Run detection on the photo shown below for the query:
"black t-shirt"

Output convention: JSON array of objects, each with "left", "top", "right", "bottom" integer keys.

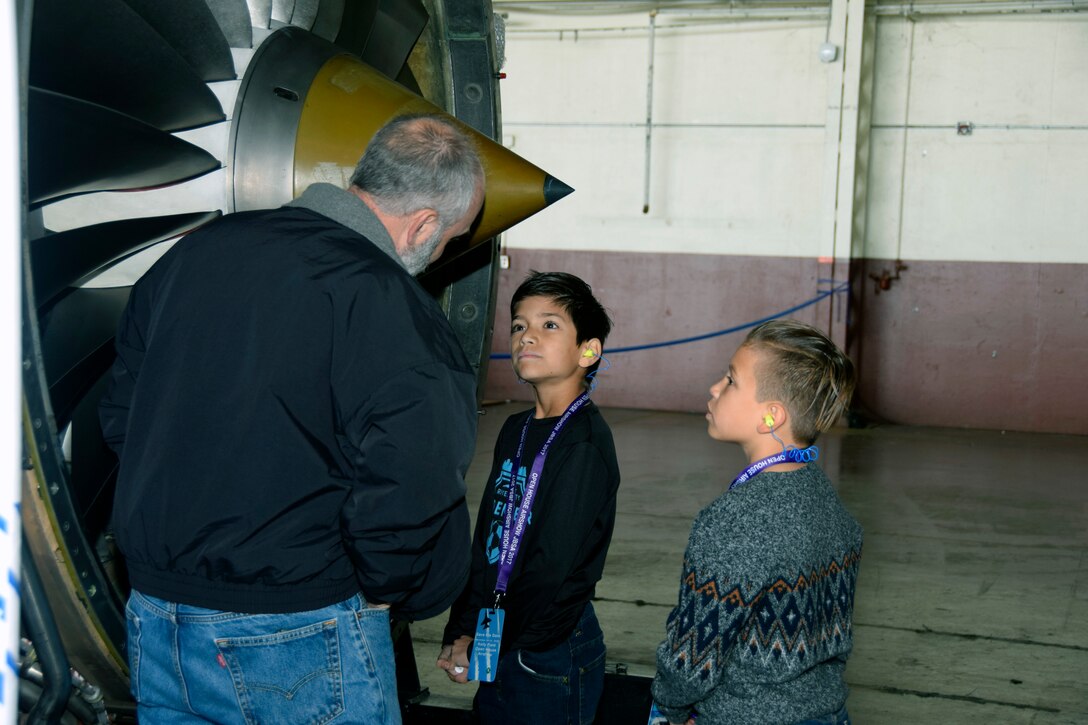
[{"left": 444, "top": 401, "right": 621, "bottom": 652}]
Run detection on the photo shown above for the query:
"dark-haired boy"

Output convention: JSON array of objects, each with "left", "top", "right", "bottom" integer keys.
[{"left": 437, "top": 272, "right": 621, "bottom": 725}]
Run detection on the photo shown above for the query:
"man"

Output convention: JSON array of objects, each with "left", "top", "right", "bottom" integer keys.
[{"left": 99, "top": 114, "right": 485, "bottom": 725}]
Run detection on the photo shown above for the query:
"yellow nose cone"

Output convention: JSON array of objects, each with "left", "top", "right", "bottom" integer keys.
[{"left": 293, "top": 54, "right": 571, "bottom": 247}]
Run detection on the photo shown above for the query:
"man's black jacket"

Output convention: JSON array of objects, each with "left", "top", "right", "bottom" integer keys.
[{"left": 99, "top": 189, "right": 475, "bottom": 619}]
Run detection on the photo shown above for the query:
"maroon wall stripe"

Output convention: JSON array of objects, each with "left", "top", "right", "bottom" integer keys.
[
  {"left": 484, "top": 250, "right": 1087, "bottom": 435},
  {"left": 851, "top": 258, "right": 1087, "bottom": 435}
]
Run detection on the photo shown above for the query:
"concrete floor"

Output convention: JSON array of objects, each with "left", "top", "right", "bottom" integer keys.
[{"left": 408, "top": 402, "right": 1088, "bottom": 723}]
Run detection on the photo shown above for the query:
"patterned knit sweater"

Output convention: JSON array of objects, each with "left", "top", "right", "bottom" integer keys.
[{"left": 651, "top": 464, "right": 863, "bottom": 725}]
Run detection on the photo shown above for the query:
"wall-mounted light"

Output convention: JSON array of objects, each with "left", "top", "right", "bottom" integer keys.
[{"left": 818, "top": 42, "right": 839, "bottom": 63}]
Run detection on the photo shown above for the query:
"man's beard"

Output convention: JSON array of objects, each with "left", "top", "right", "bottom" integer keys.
[{"left": 399, "top": 227, "right": 444, "bottom": 276}]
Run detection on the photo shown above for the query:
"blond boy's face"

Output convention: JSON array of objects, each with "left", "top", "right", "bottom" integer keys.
[{"left": 706, "top": 344, "right": 766, "bottom": 443}]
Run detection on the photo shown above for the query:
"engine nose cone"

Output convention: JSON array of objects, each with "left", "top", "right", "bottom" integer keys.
[{"left": 232, "top": 28, "right": 574, "bottom": 247}]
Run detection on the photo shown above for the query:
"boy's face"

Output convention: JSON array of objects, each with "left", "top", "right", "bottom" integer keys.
[
  {"left": 511, "top": 295, "right": 587, "bottom": 388},
  {"left": 706, "top": 344, "right": 766, "bottom": 443}
]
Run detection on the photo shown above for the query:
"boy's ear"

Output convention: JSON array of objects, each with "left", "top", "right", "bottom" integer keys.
[
  {"left": 760, "top": 404, "right": 787, "bottom": 432},
  {"left": 578, "top": 338, "right": 603, "bottom": 368}
]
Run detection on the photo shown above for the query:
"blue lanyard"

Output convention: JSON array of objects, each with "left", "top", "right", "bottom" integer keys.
[
  {"left": 729, "top": 446, "right": 819, "bottom": 490},
  {"left": 495, "top": 392, "right": 590, "bottom": 597}
]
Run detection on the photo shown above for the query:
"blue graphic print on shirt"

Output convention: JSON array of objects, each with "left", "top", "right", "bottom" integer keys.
[{"left": 485, "top": 457, "right": 533, "bottom": 565}]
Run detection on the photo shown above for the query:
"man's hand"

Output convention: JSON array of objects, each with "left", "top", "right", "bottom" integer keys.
[{"left": 436, "top": 635, "right": 473, "bottom": 684}]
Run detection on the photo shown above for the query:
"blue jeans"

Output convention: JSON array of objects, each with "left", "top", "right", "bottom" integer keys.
[
  {"left": 797, "top": 704, "right": 851, "bottom": 725},
  {"left": 474, "top": 602, "right": 606, "bottom": 725},
  {"left": 125, "top": 590, "right": 401, "bottom": 725}
]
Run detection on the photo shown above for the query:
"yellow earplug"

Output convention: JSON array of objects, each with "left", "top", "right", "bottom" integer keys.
[
  {"left": 582, "top": 349, "right": 596, "bottom": 358},
  {"left": 763, "top": 414, "right": 775, "bottom": 427}
]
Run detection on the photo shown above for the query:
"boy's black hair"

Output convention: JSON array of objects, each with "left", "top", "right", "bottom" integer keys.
[{"left": 511, "top": 271, "right": 613, "bottom": 378}]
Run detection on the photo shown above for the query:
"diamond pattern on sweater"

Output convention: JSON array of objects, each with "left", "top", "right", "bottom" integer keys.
[{"left": 667, "top": 549, "right": 861, "bottom": 674}]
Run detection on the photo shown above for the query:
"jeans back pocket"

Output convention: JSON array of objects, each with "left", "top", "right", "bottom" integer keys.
[{"left": 216, "top": 618, "right": 345, "bottom": 725}]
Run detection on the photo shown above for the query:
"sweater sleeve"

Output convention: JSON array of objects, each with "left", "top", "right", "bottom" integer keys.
[{"left": 651, "top": 515, "right": 764, "bottom": 722}]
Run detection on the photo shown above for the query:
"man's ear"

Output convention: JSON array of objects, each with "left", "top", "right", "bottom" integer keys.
[
  {"left": 578, "top": 339, "right": 603, "bottom": 368},
  {"left": 405, "top": 208, "right": 440, "bottom": 249}
]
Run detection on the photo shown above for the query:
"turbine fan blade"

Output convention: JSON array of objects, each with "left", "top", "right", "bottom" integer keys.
[
  {"left": 271, "top": 0, "right": 295, "bottom": 26},
  {"left": 39, "top": 288, "right": 131, "bottom": 429},
  {"left": 332, "top": 0, "right": 379, "bottom": 57},
  {"left": 28, "top": 88, "right": 221, "bottom": 206},
  {"left": 290, "top": 0, "right": 321, "bottom": 30},
  {"left": 30, "top": 0, "right": 225, "bottom": 131},
  {"left": 30, "top": 211, "right": 222, "bottom": 308},
  {"left": 311, "top": 0, "right": 345, "bottom": 41},
  {"left": 246, "top": 0, "right": 274, "bottom": 29},
  {"left": 118, "top": 0, "right": 237, "bottom": 82},
  {"left": 359, "top": 0, "right": 428, "bottom": 79},
  {"left": 204, "top": 0, "right": 254, "bottom": 48},
  {"left": 68, "top": 374, "right": 119, "bottom": 547}
]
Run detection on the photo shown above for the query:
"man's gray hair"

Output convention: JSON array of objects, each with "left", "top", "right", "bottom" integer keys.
[{"left": 351, "top": 113, "right": 485, "bottom": 230}]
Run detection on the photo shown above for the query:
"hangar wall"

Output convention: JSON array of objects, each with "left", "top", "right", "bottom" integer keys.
[{"left": 484, "top": 8, "right": 1088, "bottom": 435}]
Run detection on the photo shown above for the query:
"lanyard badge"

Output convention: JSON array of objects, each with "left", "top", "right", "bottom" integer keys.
[
  {"left": 469, "top": 393, "right": 590, "bottom": 682},
  {"left": 470, "top": 607, "right": 505, "bottom": 682}
]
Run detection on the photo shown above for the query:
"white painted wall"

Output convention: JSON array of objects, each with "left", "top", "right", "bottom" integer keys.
[
  {"left": 866, "top": 16, "right": 1088, "bottom": 263},
  {"left": 497, "top": 9, "right": 1088, "bottom": 264}
]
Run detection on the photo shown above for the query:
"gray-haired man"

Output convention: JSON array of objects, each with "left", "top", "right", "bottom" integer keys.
[{"left": 100, "top": 114, "right": 484, "bottom": 725}]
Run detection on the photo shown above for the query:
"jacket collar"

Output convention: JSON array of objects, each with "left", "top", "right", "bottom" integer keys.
[{"left": 286, "top": 183, "right": 407, "bottom": 272}]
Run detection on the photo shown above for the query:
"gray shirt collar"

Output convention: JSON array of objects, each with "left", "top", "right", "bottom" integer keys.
[{"left": 286, "top": 183, "right": 406, "bottom": 271}]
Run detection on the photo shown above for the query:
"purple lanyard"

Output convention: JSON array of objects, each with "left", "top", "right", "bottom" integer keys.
[
  {"left": 730, "top": 446, "right": 819, "bottom": 490},
  {"left": 729, "top": 452, "right": 790, "bottom": 490},
  {"left": 495, "top": 392, "right": 590, "bottom": 597}
]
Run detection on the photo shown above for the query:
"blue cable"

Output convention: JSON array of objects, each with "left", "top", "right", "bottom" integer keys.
[{"left": 490, "top": 282, "right": 849, "bottom": 360}]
